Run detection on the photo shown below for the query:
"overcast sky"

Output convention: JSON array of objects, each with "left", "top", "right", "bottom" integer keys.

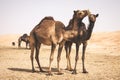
[{"left": 0, "top": 0, "right": 120, "bottom": 34}]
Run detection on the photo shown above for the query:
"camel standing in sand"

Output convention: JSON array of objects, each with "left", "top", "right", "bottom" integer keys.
[
  {"left": 29, "top": 10, "right": 90, "bottom": 75},
  {"left": 65, "top": 13, "right": 99, "bottom": 74},
  {"left": 18, "top": 34, "right": 30, "bottom": 49}
]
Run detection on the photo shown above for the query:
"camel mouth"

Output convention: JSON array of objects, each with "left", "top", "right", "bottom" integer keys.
[{"left": 76, "top": 10, "right": 91, "bottom": 19}]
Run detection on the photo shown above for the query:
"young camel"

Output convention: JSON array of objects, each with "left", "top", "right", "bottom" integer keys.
[
  {"left": 65, "top": 13, "right": 99, "bottom": 74},
  {"left": 29, "top": 10, "right": 90, "bottom": 75}
]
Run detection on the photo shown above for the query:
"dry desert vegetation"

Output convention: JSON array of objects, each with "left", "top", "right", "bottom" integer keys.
[{"left": 0, "top": 31, "right": 120, "bottom": 80}]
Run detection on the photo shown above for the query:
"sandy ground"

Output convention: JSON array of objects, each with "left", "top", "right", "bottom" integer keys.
[{"left": 0, "top": 31, "right": 120, "bottom": 80}]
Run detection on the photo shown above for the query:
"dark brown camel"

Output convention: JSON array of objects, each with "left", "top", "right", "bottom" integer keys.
[
  {"left": 12, "top": 42, "right": 15, "bottom": 46},
  {"left": 18, "top": 34, "right": 30, "bottom": 49},
  {"left": 29, "top": 10, "right": 90, "bottom": 75},
  {"left": 65, "top": 13, "right": 99, "bottom": 74}
]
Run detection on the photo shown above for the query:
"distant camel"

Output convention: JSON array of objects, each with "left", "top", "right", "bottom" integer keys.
[
  {"left": 12, "top": 42, "right": 15, "bottom": 46},
  {"left": 65, "top": 13, "right": 99, "bottom": 74},
  {"left": 29, "top": 10, "right": 90, "bottom": 75},
  {"left": 18, "top": 34, "right": 30, "bottom": 49}
]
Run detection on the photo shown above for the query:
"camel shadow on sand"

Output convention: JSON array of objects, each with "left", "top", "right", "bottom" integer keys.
[
  {"left": 8, "top": 68, "right": 33, "bottom": 73},
  {"left": 8, "top": 67, "right": 59, "bottom": 74},
  {"left": 1, "top": 47, "right": 30, "bottom": 50}
]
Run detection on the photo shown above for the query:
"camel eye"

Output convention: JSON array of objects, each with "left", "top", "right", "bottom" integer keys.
[
  {"left": 78, "top": 12, "right": 82, "bottom": 15},
  {"left": 79, "top": 12, "right": 84, "bottom": 15},
  {"left": 79, "top": 13, "right": 82, "bottom": 15}
]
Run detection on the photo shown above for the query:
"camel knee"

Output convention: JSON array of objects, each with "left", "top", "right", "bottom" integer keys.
[
  {"left": 66, "top": 54, "right": 70, "bottom": 60},
  {"left": 82, "top": 56, "right": 85, "bottom": 61},
  {"left": 50, "top": 56, "right": 54, "bottom": 62},
  {"left": 75, "top": 56, "right": 79, "bottom": 62},
  {"left": 35, "top": 55, "right": 38, "bottom": 60},
  {"left": 65, "top": 45, "right": 68, "bottom": 51},
  {"left": 57, "top": 56, "right": 61, "bottom": 62},
  {"left": 30, "top": 54, "right": 34, "bottom": 61}
]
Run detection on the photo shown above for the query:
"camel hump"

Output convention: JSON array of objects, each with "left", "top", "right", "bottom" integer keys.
[
  {"left": 41, "top": 16, "right": 54, "bottom": 22},
  {"left": 37, "top": 16, "right": 55, "bottom": 26},
  {"left": 43, "top": 16, "right": 54, "bottom": 21}
]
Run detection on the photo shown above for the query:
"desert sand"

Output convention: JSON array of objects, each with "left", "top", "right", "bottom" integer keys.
[{"left": 0, "top": 31, "right": 120, "bottom": 80}]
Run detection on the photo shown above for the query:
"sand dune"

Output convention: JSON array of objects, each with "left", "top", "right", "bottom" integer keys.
[{"left": 0, "top": 31, "right": 120, "bottom": 80}]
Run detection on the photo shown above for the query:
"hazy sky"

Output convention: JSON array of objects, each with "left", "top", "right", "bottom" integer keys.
[{"left": 0, "top": 0, "right": 120, "bottom": 34}]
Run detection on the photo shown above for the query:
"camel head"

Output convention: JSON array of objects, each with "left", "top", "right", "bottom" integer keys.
[
  {"left": 88, "top": 14, "right": 99, "bottom": 22},
  {"left": 73, "top": 10, "right": 90, "bottom": 20},
  {"left": 22, "top": 33, "right": 28, "bottom": 38}
]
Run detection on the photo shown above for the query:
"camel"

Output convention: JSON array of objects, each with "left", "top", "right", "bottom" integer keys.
[
  {"left": 29, "top": 10, "right": 90, "bottom": 75},
  {"left": 18, "top": 33, "right": 30, "bottom": 49},
  {"left": 12, "top": 42, "right": 15, "bottom": 46},
  {"left": 65, "top": 13, "right": 99, "bottom": 74}
]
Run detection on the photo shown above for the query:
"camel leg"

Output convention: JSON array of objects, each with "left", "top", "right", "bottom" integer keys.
[
  {"left": 26, "top": 42, "right": 30, "bottom": 49},
  {"left": 68, "top": 43, "right": 73, "bottom": 71},
  {"left": 57, "top": 41, "right": 65, "bottom": 75},
  {"left": 28, "top": 43, "right": 30, "bottom": 49},
  {"left": 65, "top": 42, "right": 73, "bottom": 71},
  {"left": 26, "top": 42, "right": 28, "bottom": 49},
  {"left": 35, "top": 43, "right": 44, "bottom": 72},
  {"left": 72, "top": 44, "right": 80, "bottom": 74},
  {"left": 48, "top": 44, "right": 56, "bottom": 75},
  {"left": 30, "top": 43, "right": 35, "bottom": 72},
  {"left": 18, "top": 38, "right": 21, "bottom": 48},
  {"left": 82, "top": 42, "right": 88, "bottom": 73},
  {"left": 65, "top": 42, "right": 70, "bottom": 70}
]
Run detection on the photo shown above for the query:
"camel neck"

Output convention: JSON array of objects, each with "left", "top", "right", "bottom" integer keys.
[
  {"left": 72, "top": 18, "right": 82, "bottom": 30},
  {"left": 86, "top": 21, "right": 95, "bottom": 40},
  {"left": 65, "top": 18, "right": 82, "bottom": 30}
]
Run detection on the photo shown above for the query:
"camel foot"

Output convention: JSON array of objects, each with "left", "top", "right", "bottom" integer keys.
[
  {"left": 72, "top": 70, "right": 77, "bottom": 74},
  {"left": 46, "top": 71, "right": 53, "bottom": 76},
  {"left": 65, "top": 68, "right": 73, "bottom": 71},
  {"left": 32, "top": 70, "right": 35, "bottom": 73},
  {"left": 56, "top": 71, "right": 64, "bottom": 75},
  {"left": 32, "top": 68, "right": 35, "bottom": 73},
  {"left": 40, "top": 69, "right": 46, "bottom": 73},
  {"left": 82, "top": 70, "right": 88, "bottom": 73}
]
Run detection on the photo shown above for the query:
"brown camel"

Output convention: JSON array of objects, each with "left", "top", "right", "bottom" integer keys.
[
  {"left": 65, "top": 13, "right": 99, "bottom": 74},
  {"left": 18, "top": 34, "right": 30, "bottom": 49},
  {"left": 29, "top": 10, "right": 90, "bottom": 75},
  {"left": 12, "top": 42, "right": 15, "bottom": 46}
]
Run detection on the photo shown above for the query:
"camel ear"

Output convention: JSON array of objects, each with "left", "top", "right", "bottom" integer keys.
[
  {"left": 74, "top": 10, "right": 76, "bottom": 14},
  {"left": 96, "top": 14, "right": 99, "bottom": 17},
  {"left": 87, "top": 9, "right": 91, "bottom": 15}
]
